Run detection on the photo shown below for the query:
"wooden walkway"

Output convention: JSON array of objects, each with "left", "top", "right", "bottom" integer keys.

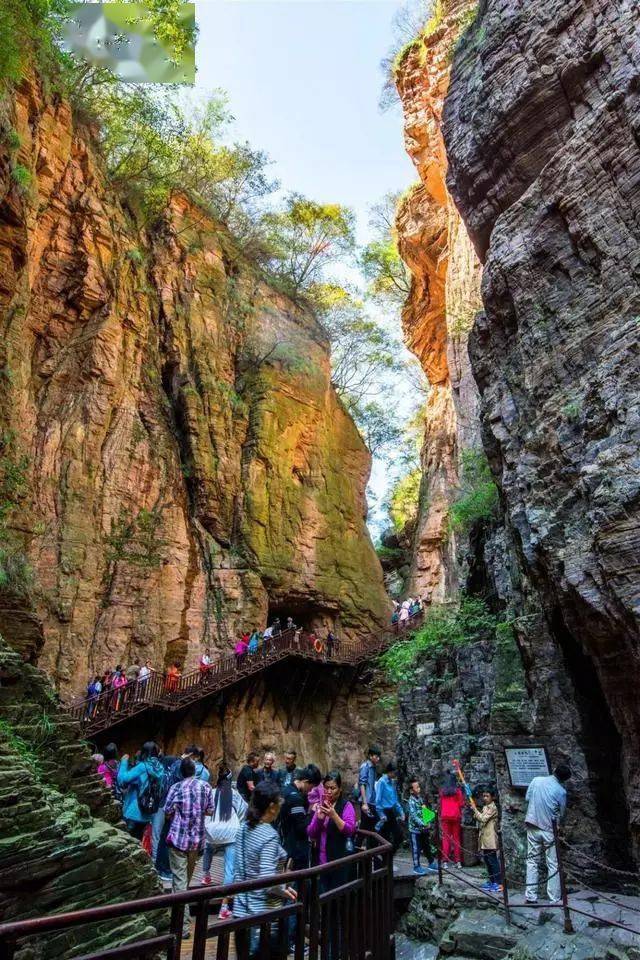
[{"left": 68, "top": 614, "right": 424, "bottom": 737}]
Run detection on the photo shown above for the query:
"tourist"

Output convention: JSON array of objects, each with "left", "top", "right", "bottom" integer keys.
[
  {"left": 307, "top": 770, "right": 356, "bottom": 876},
  {"left": 399, "top": 600, "right": 410, "bottom": 626},
  {"left": 271, "top": 618, "right": 282, "bottom": 637},
  {"left": 165, "top": 756, "right": 215, "bottom": 939},
  {"left": 138, "top": 660, "right": 151, "bottom": 693},
  {"left": 165, "top": 661, "right": 181, "bottom": 692},
  {"left": 199, "top": 649, "right": 211, "bottom": 674},
  {"left": 112, "top": 666, "right": 127, "bottom": 711},
  {"left": 469, "top": 787, "right": 501, "bottom": 892},
  {"left": 262, "top": 751, "right": 278, "bottom": 783},
  {"left": 524, "top": 763, "right": 571, "bottom": 903},
  {"left": 439, "top": 771, "right": 464, "bottom": 868},
  {"left": 126, "top": 661, "right": 140, "bottom": 683},
  {"left": 358, "top": 745, "right": 381, "bottom": 836},
  {"left": 116, "top": 741, "right": 165, "bottom": 840},
  {"left": 97, "top": 742, "right": 119, "bottom": 792},
  {"left": 248, "top": 629, "right": 260, "bottom": 656},
  {"left": 307, "top": 771, "right": 357, "bottom": 957},
  {"left": 374, "top": 762, "right": 405, "bottom": 854},
  {"left": 234, "top": 636, "right": 248, "bottom": 667},
  {"left": 168, "top": 745, "right": 210, "bottom": 784},
  {"left": 407, "top": 778, "right": 437, "bottom": 875},
  {"left": 280, "top": 764, "right": 321, "bottom": 869},
  {"left": 277, "top": 750, "right": 298, "bottom": 790},
  {"left": 391, "top": 608, "right": 399, "bottom": 627},
  {"left": 236, "top": 752, "right": 264, "bottom": 802},
  {"left": 202, "top": 765, "right": 248, "bottom": 920},
  {"left": 233, "top": 781, "right": 297, "bottom": 955},
  {"left": 326, "top": 630, "right": 338, "bottom": 659},
  {"left": 85, "top": 675, "right": 102, "bottom": 719},
  {"left": 153, "top": 751, "right": 177, "bottom": 882},
  {"left": 285, "top": 616, "right": 296, "bottom": 632},
  {"left": 196, "top": 748, "right": 211, "bottom": 782}
]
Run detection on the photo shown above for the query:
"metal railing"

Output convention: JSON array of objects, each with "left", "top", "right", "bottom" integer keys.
[
  {"left": 67, "top": 610, "right": 425, "bottom": 736},
  {"left": 0, "top": 830, "right": 394, "bottom": 960}
]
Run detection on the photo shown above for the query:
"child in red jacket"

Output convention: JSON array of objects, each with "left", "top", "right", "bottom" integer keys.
[{"left": 439, "top": 771, "right": 465, "bottom": 867}]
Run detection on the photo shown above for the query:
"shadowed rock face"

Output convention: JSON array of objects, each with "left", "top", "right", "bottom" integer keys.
[
  {"left": 0, "top": 75, "right": 389, "bottom": 700},
  {"left": 444, "top": 0, "right": 640, "bottom": 843},
  {"left": 394, "top": 0, "right": 483, "bottom": 603}
]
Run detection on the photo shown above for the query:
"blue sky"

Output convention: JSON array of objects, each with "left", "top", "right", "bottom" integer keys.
[{"left": 193, "top": 1, "right": 415, "bottom": 244}]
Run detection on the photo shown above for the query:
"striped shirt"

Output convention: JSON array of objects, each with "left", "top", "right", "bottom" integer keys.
[
  {"left": 165, "top": 776, "right": 214, "bottom": 852},
  {"left": 233, "top": 822, "right": 288, "bottom": 918}
]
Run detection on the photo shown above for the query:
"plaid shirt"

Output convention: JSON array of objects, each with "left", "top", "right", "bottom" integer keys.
[{"left": 164, "top": 776, "right": 214, "bottom": 852}]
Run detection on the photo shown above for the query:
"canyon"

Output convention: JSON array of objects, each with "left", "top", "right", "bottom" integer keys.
[
  {"left": 393, "top": 0, "right": 639, "bottom": 866},
  {"left": 0, "top": 72, "right": 395, "bottom": 776}
]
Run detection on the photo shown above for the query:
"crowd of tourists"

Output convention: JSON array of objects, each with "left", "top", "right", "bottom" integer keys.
[
  {"left": 81, "top": 617, "right": 341, "bottom": 719},
  {"left": 91, "top": 739, "right": 571, "bottom": 941},
  {"left": 391, "top": 596, "right": 426, "bottom": 626}
]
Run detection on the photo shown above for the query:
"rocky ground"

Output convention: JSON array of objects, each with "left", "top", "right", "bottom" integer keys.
[{"left": 399, "top": 872, "right": 640, "bottom": 960}]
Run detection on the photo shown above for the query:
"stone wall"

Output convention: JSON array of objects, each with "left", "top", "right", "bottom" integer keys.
[
  {"left": 443, "top": 0, "right": 640, "bottom": 858},
  {"left": 0, "top": 73, "right": 390, "bottom": 702}
]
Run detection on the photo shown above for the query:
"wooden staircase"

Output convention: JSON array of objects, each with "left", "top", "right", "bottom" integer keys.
[{"left": 68, "top": 613, "right": 424, "bottom": 737}]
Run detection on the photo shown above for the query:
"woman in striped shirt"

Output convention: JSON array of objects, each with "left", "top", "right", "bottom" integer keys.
[{"left": 233, "top": 781, "right": 297, "bottom": 951}]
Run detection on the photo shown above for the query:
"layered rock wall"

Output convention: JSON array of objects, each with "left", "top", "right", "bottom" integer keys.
[
  {"left": 0, "top": 74, "right": 389, "bottom": 701},
  {"left": 394, "top": 0, "right": 483, "bottom": 602},
  {"left": 443, "top": 0, "right": 640, "bottom": 854}
]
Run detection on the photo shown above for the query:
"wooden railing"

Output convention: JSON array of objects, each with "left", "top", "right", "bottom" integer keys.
[
  {"left": 0, "top": 830, "right": 394, "bottom": 960},
  {"left": 68, "top": 611, "right": 425, "bottom": 737}
]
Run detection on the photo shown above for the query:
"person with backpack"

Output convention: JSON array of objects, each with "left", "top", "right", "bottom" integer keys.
[
  {"left": 164, "top": 757, "right": 215, "bottom": 939},
  {"left": 117, "top": 741, "right": 165, "bottom": 840},
  {"left": 202, "top": 765, "right": 248, "bottom": 919}
]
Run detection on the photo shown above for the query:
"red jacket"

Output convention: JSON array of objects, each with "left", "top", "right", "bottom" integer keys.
[{"left": 439, "top": 788, "right": 464, "bottom": 820}]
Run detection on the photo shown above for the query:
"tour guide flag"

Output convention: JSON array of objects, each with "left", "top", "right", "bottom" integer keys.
[
  {"left": 421, "top": 805, "right": 436, "bottom": 825},
  {"left": 453, "top": 759, "right": 473, "bottom": 799}
]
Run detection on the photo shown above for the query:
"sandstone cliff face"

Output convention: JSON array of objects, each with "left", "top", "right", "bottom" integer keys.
[
  {"left": 443, "top": 0, "right": 640, "bottom": 851},
  {"left": 394, "top": 0, "right": 483, "bottom": 602},
  {"left": 0, "top": 75, "right": 389, "bottom": 700}
]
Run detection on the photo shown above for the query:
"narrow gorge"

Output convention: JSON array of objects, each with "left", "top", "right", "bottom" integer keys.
[{"left": 0, "top": 0, "right": 638, "bottom": 956}]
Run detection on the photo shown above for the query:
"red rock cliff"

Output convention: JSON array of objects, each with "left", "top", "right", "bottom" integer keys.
[
  {"left": 0, "top": 75, "right": 390, "bottom": 699},
  {"left": 394, "top": 0, "right": 483, "bottom": 601}
]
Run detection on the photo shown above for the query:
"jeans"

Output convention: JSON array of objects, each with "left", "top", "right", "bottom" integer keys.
[
  {"left": 202, "top": 841, "right": 236, "bottom": 884},
  {"left": 482, "top": 848, "right": 501, "bottom": 885},
  {"left": 526, "top": 827, "right": 560, "bottom": 902},
  {"left": 410, "top": 830, "right": 433, "bottom": 867},
  {"left": 168, "top": 846, "right": 199, "bottom": 934},
  {"left": 151, "top": 807, "right": 165, "bottom": 862}
]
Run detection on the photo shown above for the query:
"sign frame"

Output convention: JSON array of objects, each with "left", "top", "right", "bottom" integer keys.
[{"left": 504, "top": 745, "right": 551, "bottom": 790}]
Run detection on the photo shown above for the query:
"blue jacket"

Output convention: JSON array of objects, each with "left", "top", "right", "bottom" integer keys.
[
  {"left": 375, "top": 775, "right": 403, "bottom": 817},
  {"left": 117, "top": 757, "right": 164, "bottom": 823}
]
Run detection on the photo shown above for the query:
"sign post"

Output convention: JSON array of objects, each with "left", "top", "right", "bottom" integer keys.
[{"left": 504, "top": 746, "right": 550, "bottom": 789}]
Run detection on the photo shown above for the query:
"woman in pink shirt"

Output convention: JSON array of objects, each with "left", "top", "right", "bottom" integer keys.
[
  {"left": 439, "top": 771, "right": 465, "bottom": 867},
  {"left": 307, "top": 771, "right": 356, "bottom": 874}
]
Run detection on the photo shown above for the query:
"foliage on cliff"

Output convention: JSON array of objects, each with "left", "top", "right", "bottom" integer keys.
[
  {"left": 449, "top": 449, "right": 499, "bottom": 532},
  {"left": 379, "top": 596, "right": 498, "bottom": 682}
]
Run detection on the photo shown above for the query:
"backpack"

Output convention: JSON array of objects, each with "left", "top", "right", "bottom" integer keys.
[
  {"left": 205, "top": 787, "right": 240, "bottom": 846},
  {"left": 137, "top": 764, "right": 164, "bottom": 816}
]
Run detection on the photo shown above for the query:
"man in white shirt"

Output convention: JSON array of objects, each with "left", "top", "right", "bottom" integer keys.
[{"left": 524, "top": 763, "right": 571, "bottom": 902}]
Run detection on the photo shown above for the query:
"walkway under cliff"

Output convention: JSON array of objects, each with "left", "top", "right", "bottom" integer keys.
[{"left": 68, "top": 613, "right": 423, "bottom": 737}]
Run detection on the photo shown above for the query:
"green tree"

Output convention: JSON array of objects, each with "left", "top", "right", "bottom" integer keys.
[
  {"left": 449, "top": 448, "right": 499, "bottom": 532},
  {"left": 261, "top": 194, "right": 356, "bottom": 297},
  {"left": 387, "top": 468, "right": 421, "bottom": 531},
  {"left": 361, "top": 193, "right": 411, "bottom": 306}
]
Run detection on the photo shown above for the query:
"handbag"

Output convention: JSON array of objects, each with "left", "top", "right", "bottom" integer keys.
[{"left": 205, "top": 788, "right": 240, "bottom": 846}]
